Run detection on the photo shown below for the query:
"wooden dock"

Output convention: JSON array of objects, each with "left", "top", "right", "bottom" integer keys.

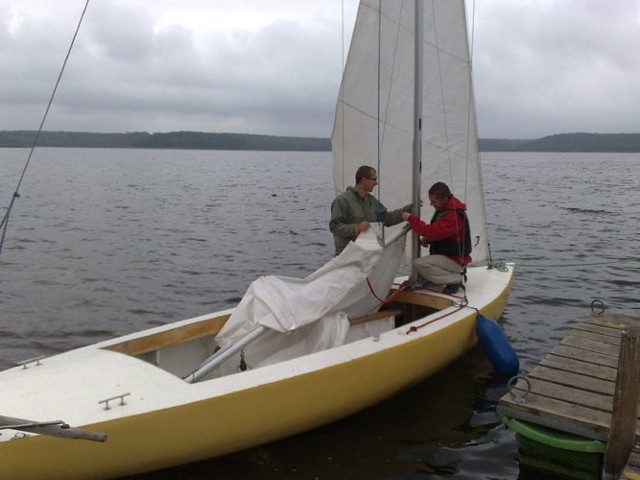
[{"left": 498, "top": 312, "right": 640, "bottom": 479}]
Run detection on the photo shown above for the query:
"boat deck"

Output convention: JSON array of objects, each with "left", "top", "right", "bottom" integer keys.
[{"left": 497, "top": 312, "right": 640, "bottom": 477}]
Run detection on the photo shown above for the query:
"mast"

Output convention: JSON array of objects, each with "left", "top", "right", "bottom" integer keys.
[{"left": 410, "top": 0, "right": 424, "bottom": 282}]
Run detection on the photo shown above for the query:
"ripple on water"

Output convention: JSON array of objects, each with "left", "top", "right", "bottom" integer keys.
[{"left": 1, "top": 150, "right": 639, "bottom": 478}]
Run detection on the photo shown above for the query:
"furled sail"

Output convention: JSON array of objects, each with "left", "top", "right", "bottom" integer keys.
[
  {"left": 332, "top": 0, "right": 489, "bottom": 264},
  {"left": 212, "top": 226, "right": 406, "bottom": 372}
]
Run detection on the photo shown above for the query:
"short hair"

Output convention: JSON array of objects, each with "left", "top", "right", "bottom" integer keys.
[
  {"left": 355, "top": 166, "right": 375, "bottom": 184},
  {"left": 428, "top": 182, "right": 452, "bottom": 199}
]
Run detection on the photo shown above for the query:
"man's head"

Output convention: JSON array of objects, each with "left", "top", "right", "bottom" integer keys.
[
  {"left": 355, "top": 166, "right": 378, "bottom": 192},
  {"left": 428, "top": 182, "right": 452, "bottom": 210}
]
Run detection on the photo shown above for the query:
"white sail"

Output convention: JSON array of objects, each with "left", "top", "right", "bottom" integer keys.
[
  {"left": 332, "top": 0, "right": 489, "bottom": 264},
  {"left": 213, "top": 225, "right": 406, "bottom": 370}
]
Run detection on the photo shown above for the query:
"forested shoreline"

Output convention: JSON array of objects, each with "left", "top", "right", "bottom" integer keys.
[{"left": 2, "top": 130, "right": 640, "bottom": 152}]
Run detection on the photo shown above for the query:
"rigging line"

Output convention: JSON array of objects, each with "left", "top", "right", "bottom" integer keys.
[
  {"left": 426, "top": 3, "right": 466, "bottom": 265},
  {"left": 341, "top": 0, "right": 345, "bottom": 70},
  {"left": 374, "top": 1, "right": 387, "bottom": 239},
  {"left": 428, "top": 1, "right": 453, "bottom": 185},
  {"left": 0, "top": 0, "right": 90, "bottom": 255},
  {"left": 469, "top": 0, "right": 477, "bottom": 59},
  {"left": 376, "top": 1, "right": 405, "bottom": 245},
  {"left": 15, "top": 0, "right": 90, "bottom": 194},
  {"left": 426, "top": 1, "right": 466, "bottom": 265},
  {"left": 340, "top": 0, "right": 346, "bottom": 192},
  {"left": 376, "top": 0, "right": 381, "bottom": 180},
  {"left": 376, "top": 0, "right": 384, "bottom": 245},
  {"left": 462, "top": 0, "right": 476, "bottom": 263}
]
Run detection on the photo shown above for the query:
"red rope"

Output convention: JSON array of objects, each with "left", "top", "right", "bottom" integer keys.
[
  {"left": 366, "top": 278, "right": 409, "bottom": 305},
  {"left": 365, "top": 278, "right": 470, "bottom": 335},
  {"left": 404, "top": 298, "right": 469, "bottom": 335}
]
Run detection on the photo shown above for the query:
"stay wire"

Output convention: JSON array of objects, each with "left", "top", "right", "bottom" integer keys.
[
  {"left": 375, "top": 0, "right": 386, "bottom": 247},
  {"left": 0, "top": 0, "right": 90, "bottom": 255}
]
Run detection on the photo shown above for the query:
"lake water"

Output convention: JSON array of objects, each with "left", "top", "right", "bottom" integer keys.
[{"left": 1, "top": 148, "right": 638, "bottom": 479}]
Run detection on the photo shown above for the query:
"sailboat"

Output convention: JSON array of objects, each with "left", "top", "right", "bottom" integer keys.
[{"left": 0, "top": 1, "right": 514, "bottom": 479}]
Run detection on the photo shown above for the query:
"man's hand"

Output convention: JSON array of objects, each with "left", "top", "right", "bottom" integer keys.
[{"left": 357, "top": 221, "right": 370, "bottom": 232}]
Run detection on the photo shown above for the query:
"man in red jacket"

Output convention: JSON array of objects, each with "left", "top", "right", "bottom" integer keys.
[{"left": 401, "top": 182, "right": 472, "bottom": 294}]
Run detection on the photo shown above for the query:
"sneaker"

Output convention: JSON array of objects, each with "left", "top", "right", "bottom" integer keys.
[
  {"left": 443, "top": 282, "right": 463, "bottom": 295},
  {"left": 406, "top": 279, "right": 428, "bottom": 290}
]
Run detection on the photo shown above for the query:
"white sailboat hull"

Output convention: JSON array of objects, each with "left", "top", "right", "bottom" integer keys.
[{"left": 0, "top": 264, "right": 514, "bottom": 479}]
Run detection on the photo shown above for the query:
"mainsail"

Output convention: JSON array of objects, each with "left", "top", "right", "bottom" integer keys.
[
  {"left": 332, "top": 0, "right": 489, "bottom": 264},
  {"left": 208, "top": 0, "right": 488, "bottom": 376}
]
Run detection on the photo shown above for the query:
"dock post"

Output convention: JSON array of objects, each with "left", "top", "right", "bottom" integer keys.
[{"left": 602, "top": 326, "right": 640, "bottom": 479}]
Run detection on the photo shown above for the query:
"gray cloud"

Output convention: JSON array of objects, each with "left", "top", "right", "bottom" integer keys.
[
  {"left": 1, "top": 0, "right": 639, "bottom": 139},
  {"left": 472, "top": 0, "right": 640, "bottom": 138}
]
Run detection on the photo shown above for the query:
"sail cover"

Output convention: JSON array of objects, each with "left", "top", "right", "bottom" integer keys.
[
  {"left": 332, "top": 0, "right": 489, "bottom": 264},
  {"left": 214, "top": 226, "right": 406, "bottom": 369}
]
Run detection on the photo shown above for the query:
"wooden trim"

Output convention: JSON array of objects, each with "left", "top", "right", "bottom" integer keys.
[
  {"left": 349, "top": 309, "right": 401, "bottom": 327},
  {"left": 104, "top": 314, "right": 231, "bottom": 356},
  {"left": 105, "top": 299, "right": 426, "bottom": 357},
  {"left": 389, "top": 289, "right": 453, "bottom": 310}
]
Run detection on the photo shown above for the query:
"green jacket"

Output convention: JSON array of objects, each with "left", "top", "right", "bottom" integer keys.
[{"left": 329, "top": 187, "right": 407, "bottom": 255}]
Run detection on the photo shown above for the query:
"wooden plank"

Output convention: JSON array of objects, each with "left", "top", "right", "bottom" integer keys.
[
  {"left": 105, "top": 314, "right": 230, "bottom": 356},
  {"left": 500, "top": 392, "right": 640, "bottom": 442},
  {"left": 569, "top": 328, "right": 622, "bottom": 346},
  {"left": 540, "top": 354, "right": 618, "bottom": 382},
  {"left": 510, "top": 377, "right": 613, "bottom": 413},
  {"left": 499, "top": 392, "right": 613, "bottom": 441},
  {"left": 389, "top": 289, "right": 452, "bottom": 310},
  {"left": 626, "top": 450, "right": 640, "bottom": 468},
  {"left": 550, "top": 344, "right": 621, "bottom": 369},
  {"left": 561, "top": 335, "right": 620, "bottom": 357},
  {"left": 528, "top": 365, "right": 616, "bottom": 396},
  {"left": 603, "top": 327, "right": 640, "bottom": 478},
  {"left": 574, "top": 322, "right": 627, "bottom": 339},
  {"left": 586, "top": 313, "right": 640, "bottom": 331},
  {"left": 349, "top": 309, "right": 401, "bottom": 326}
]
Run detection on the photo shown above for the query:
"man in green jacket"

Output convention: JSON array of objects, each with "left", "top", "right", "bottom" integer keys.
[{"left": 330, "top": 165, "right": 409, "bottom": 256}]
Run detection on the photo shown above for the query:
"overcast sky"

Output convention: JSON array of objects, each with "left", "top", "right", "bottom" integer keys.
[{"left": 1, "top": 0, "right": 638, "bottom": 139}]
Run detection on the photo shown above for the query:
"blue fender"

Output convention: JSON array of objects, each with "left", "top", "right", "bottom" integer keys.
[{"left": 476, "top": 313, "right": 519, "bottom": 375}]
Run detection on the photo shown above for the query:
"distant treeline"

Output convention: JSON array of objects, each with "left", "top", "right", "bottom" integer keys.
[
  {"left": 479, "top": 133, "right": 640, "bottom": 153},
  {"left": 0, "top": 130, "right": 331, "bottom": 152},
  {"left": 2, "top": 130, "right": 640, "bottom": 153}
]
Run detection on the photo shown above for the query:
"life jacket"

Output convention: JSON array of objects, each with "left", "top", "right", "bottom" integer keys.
[{"left": 428, "top": 209, "right": 472, "bottom": 257}]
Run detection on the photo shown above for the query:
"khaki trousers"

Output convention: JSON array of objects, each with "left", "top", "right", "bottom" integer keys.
[{"left": 414, "top": 254, "right": 464, "bottom": 287}]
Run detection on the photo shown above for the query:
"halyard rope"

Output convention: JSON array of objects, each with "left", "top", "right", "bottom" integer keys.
[{"left": 0, "top": 0, "right": 90, "bottom": 255}]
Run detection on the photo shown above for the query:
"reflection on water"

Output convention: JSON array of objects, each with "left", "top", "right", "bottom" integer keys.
[{"left": 1, "top": 148, "right": 639, "bottom": 479}]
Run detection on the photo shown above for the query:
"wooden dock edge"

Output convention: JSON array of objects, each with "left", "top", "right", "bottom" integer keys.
[{"left": 498, "top": 313, "right": 640, "bottom": 480}]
